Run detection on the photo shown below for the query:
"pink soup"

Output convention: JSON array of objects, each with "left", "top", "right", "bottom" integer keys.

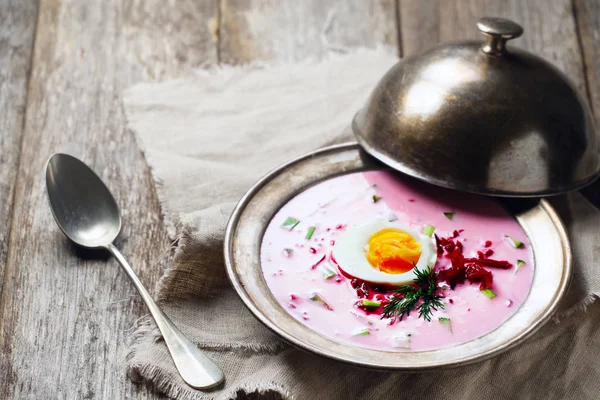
[{"left": 260, "top": 171, "right": 534, "bottom": 351}]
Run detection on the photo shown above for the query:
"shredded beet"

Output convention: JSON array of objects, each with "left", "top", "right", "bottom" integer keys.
[
  {"left": 438, "top": 247, "right": 466, "bottom": 288},
  {"left": 465, "top": 257, "right": 512, "bottom": 269},
  {"left": 436, "top": 231, "right": 512, "bottom": 290},
  {"left": 465, "top": 264, "right": 493, "bottom": 289},
  {"left": 348, "top": 277, "right": 390, "bottom": 306},
  {"left": 309, "top": 254, "right": 326, "bottom": 269},
  {"left": 434, "top": 234, "right": 443, "bottom": 255}
]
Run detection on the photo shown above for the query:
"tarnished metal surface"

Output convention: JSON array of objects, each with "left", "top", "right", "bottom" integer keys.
[
  {"left": 224, "top": 143, "right": 571, "bottom": 370},
  {"left": 353, "top": 18, "right": 599, "bottom": 197}
]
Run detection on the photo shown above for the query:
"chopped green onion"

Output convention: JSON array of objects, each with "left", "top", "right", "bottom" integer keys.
[
  {"left": 372, "top": 195, "right": 382, "bottom": 203},
  {"left": 514, "top": 259, "right": 526, "bottom": 275},
  {"left": 422, "top": 224, "right": 435, "bottom": 237},
  {"left": 323, "top": 268, "right": 336, "bottom": 279},
  {"left": 310, "top": 292, "right": 322, "bottom": 302},
  {"left": 481, "top": 288, "right": 497, "bottom": 299},
  {"left": 438, "top": 317, "right": 453, "bottom": 333},
  {"left": 310, "top": 292, "right": 333, "bottom": 310},
  {"left": 388, "top": 214, "right": 398, "bottom": 222},
  {"left": 361, "top": 299, "right": 381, "bottom": 308},
  {"left": 281, "top": 217, "right": 300, "bottom": 230},
  {"left": 506, "top": 236, "right": 524, "bottom": 248},
  {"left": 352, "top": 328, "right": 371, "bottom": 336},
  {"left": 443, "top": 212, "right": 455, "bottom": 220},
  {"left": 305, "top": 226, "right": 316, "bottom": 239},
  {"left": 283, "top": 248, "right": 293, "bottom": 257}
]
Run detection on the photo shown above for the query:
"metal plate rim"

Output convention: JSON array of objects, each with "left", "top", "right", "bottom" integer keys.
[{"left": 223, "top": 142, "right": 572, "bottom": 371}]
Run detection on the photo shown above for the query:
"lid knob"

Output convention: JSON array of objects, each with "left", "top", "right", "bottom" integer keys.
[{"left": 477, "top": 17, "right": 523, "bottom": 55}]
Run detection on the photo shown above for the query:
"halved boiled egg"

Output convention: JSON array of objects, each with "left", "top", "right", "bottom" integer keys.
[{"left": 332, "top": 220, "right": 437, "bottom": 285}]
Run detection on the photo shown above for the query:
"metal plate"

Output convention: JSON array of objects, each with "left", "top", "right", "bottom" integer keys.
[{"left": 224, "top": 142, "right": 572, "bottom": 370}]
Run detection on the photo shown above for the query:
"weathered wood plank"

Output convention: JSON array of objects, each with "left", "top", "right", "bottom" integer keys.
[
  {"left": 219, "top": 0, "right": 399, "bottom": 64},
  {"left": 574, "top": 0, "right": 600, "bottom": 206},
  {"left": 399, "top": 0, "right": 587, "bottom": 95},
  {"left": 0, "top": 0, "right": 38, "bottom": 325},
  {"left": 0, "top": 0, "right": 217, "bottom": 398},
  {"left": 573, "top": 0, "right": 600, "bottom": 116}
]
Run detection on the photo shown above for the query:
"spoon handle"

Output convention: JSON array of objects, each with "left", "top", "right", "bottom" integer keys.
[{"left": 106, "top": 243, "right": 224, "bottom": 389}]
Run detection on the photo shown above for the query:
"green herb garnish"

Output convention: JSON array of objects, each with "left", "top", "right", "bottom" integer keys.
[
  {"left": 422, "top": 224, "right": 435, "bottom": 237},
  {"left": 481, "top": 288, "right": 496, "bottom": 299},
  {"left": 310, "top": 292, "right": 333, "bottom": 310},
  {"left": 281, "top": 217, "right": 300, "bottom": 230},
  {"left": 443, "top": 212, "right": 455, "bottom": 220},
  {"left": 352, "top": 328, "right": 371, "bottom": 336},
  {"left": 305, "top": 226, "right": 316, "bottom": 239},
  {"left": 388, "top": 214, "right": 398, "bottom": 222},
  {"left": 381, "top": 266, "right": 445, "bottom": 322},
  {"left": 516, "top": 259, "right": 526, "bottom": 271},
  {"left": 438, "top": 317, "right": 453, "bottom": 333},
  {"left": 323, "top": 268, "right": 336, "bottom": 279},
  {"left": 506, "top": 236, "right": 524, "bottom": 248},
  {"left": 361, "top": 299, "right": 381, "bottom": 308},
  {"left": 373, "top": 195, "right": 382, "bottom": 203}
]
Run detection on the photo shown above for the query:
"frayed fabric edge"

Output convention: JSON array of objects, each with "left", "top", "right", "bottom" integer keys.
[
  {"left": 127, "top": 361, "right": 292, "bottom": 400},
  {"left": 126, "top": 321, "right": 292, "bottom": 399},
  {"left": 553, "top": 293, "right": 598, "bottom": 322}
]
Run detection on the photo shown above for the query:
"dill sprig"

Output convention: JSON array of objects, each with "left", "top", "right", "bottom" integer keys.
[{"left": 381, "top": 266, "right": 445, "bottom": 322}]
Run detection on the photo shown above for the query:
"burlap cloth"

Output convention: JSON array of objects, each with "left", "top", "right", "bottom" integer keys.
[{"left": 124, "top": 48, "right": 600, "bottom": 400}]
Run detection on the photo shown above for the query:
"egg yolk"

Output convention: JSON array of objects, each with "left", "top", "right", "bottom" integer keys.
[{"left": 366, "top": 228, "right": 421, "bottom": 274}]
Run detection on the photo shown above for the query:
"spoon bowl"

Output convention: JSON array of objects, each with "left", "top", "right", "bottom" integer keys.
[
  {"left": 46, "top": 154, "right": 121, "bottom": 248},
  {"left": 45, "top": 153, "right": 224, "bottom": 390}
]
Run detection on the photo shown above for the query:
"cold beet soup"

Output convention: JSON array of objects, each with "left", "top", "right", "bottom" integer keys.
[{"left": 260, "top": 171, "right": 534, "bottom": 351}]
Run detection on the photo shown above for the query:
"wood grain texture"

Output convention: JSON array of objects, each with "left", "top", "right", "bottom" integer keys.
[
  {"left": 0, "top": 0, "right": 38, "bottom": 324},
  {"left": 219, "top": 0, "right": 399, "bottom": 64},
  {"left": 399, "top": 0, "right": 587, "bottom": 95},
  {"left": 573, "top": 0, "right": 600, "bottom": 206},
  {"left": 2, "top": 0, "right": 598, "bottom": 399},
  {"left": 573, "top": 0, "right": 600, "bottom": 117},
  {"left": 0, "top": 0, "right": 217, "bottom": 398}
]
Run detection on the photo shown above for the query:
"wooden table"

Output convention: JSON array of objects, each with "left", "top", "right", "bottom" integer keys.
[{"left": 1, "top": 0, "right": 599, "bottom": 398}]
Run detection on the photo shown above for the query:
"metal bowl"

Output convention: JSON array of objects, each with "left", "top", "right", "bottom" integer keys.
[
  {"left": 224, "top": 143, "right": 571, "bottom": 370},
  {"left": 353, "top": 17, "right": 599, "bottom": 197}
]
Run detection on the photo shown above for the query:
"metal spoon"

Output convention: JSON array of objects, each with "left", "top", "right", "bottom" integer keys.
[{"left": 45, "top": 153, "right": 224, "bottom": 389}]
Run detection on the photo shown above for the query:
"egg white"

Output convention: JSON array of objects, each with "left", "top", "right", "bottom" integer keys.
[{"left": 332, "top": 220, "right": 437, "bottom": 285}]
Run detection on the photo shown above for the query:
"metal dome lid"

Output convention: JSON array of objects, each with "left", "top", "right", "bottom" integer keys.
[{"left": 353, "top": 17, "right": 599, "bottom": 197}]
